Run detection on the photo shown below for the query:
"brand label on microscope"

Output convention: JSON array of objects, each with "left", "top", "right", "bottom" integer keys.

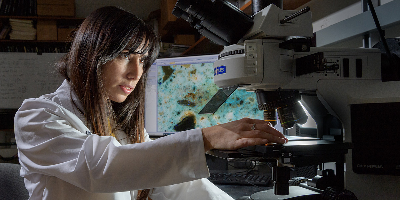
[{"left": 214, "top": 65, "right": 226, "bottom": 76}]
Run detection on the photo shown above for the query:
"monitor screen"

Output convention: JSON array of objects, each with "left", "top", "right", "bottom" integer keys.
[{"left": 144, "top": 54, "right": 264, "bottom": 136}]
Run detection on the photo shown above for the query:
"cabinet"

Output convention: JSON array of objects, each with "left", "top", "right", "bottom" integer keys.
[
  {"left": 0, "top": 16, "right": 83, "bottom": 53},
  {"left": 0, "top": 0, "right": 83, "bottom": 53}
]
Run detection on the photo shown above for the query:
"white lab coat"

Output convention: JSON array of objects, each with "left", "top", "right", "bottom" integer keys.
[{"left": 14, "top": 80, "right": 233, "bottom": 200}]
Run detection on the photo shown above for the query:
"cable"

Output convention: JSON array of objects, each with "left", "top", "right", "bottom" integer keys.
[
  {"left": 366, "top": 0, "right": 399, "bottom": 81},
  {"left": 366, "top": 0, "right": 391, "bottom": 58}
]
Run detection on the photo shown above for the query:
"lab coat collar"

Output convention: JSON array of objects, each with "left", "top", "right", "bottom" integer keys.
[{"left": 56, "top": 80, "right": 86, "bottom": 123}]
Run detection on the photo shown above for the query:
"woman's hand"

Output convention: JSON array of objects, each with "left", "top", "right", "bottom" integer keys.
[{"left": 201, "top": 118, "right": 288, "bottom": 152}]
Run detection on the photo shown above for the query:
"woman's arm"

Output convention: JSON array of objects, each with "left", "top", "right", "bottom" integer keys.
[
  {"left": 150, "top": 178, "right": 234, "bottom": 200},
  {"left": 15, "top": 98, "right": 209, "bottom": 193}
]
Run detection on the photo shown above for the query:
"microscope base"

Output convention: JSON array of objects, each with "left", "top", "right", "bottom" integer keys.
[{"left": 250, "top": 186, "right": 320, "bottom": 200}]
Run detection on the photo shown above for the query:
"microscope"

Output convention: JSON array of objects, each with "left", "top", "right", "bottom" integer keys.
[{"left": 173, "top": 0, "right": 400, "bottom": 199}]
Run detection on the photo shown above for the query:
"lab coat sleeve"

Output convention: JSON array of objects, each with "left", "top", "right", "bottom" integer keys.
[
  {"left": 150, "top": 178, "right": 234, "bottom": 200},
  {"left": 14, "top": 98, "right": 209, "bottom": 193}
]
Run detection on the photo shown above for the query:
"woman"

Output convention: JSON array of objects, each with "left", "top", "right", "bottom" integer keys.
[{"left": 14, "top": 6, "right": 287, "bottom": 200}]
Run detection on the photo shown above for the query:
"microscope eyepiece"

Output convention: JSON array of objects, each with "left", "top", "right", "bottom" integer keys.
[{"left": 173, "top": 0, "right": 254, "bottom": 46}]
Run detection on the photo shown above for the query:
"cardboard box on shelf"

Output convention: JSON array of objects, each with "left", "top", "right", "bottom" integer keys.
[
  {"left": 57, "top": 27, "right": 75, "bottom": 41},
  {"left": 37, "top": 0, "right": 75, "bottom": 17},
  {"left": 37, "top": 20, "right": 57, "bottom": 41},
  {"left": 160, "top": 0, "right": 177, "bottom": 32},
  {"left": 37, "top": 0, "right": 73, "bottom": 4},
  {"left": 283, "top": 0, "right": 311, "bottom": 10},
  {"left": 174, "top": 34, "right": 196, "bottom": 46},
  {"left": 37, "top": 4, "right": 75, "bottom": 17}
]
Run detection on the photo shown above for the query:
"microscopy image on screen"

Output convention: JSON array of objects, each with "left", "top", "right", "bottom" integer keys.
[{"left": 157, "top": 62, "right": 263, "bottom": 132}]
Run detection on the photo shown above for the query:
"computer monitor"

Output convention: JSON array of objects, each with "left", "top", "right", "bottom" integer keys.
[{"left": 144, "top": 54, "right": 265, "bottom": 137}]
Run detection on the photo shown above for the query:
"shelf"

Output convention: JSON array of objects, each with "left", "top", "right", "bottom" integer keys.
[
  {"left": 160, "top": 18, "right": 198, "bottom": 43},
  {"left": 180, "top": 37, "right": 224, "bottom": 56},
  {"left": 0, "top": 15, "right": 84, "bottom": 20},
  {"left": 0, "top": 15, "right": 82, "bottom": 52},
  {"left": 0, "top": 39, "right": 71, "bottom": 43},
  {"left": 241, "top": 0, "right": 253, "bottom": 15},
  {"left": 0, "top": 15, "right": 83, "bottom": 47},
  {"left": 0, "top": 15, "right": 84, "bottom": 26}
]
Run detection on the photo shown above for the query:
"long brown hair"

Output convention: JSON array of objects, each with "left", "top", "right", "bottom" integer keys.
[
  {"left": 57, "top": 6, "right": 159, "bottom": 199},
  {"left": 57, "top": 6, "right": 159, "bottom": 144}
]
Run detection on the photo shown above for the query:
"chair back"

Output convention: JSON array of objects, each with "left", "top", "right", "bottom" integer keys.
[{"left": 0, "top": 163, "right": 29, "bottom": 200}]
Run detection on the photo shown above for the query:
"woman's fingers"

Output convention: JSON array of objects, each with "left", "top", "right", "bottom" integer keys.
[
  {"left": 241, "top": 120, "right": 286, "bottom": 140},
  {"left": 231, "top": 138, "right": 270, "bottom": 149},
  {"left": 240, "top": 129, "right": 287, "bottom": 144},
  {"left": 231, "top": 133, "right": 287, "bottom": 149},
  {"left": 202, "top": 118, "right": 288, "bottom": 151}
]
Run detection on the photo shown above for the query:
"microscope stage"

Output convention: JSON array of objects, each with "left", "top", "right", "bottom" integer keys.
[
  {"left": 208, "top": 137, "right": 351, "bottom": 167},
  {"left": 250, "top": 186, "right": 320, "bottom": 200}
]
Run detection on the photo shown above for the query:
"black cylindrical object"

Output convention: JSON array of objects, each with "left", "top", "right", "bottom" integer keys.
[
  {"left": 273, "top": 166, "right": 290, "bottom": 195},
  {"left": 173, "top": 0, "right": 254, "bottom": 46},
  {"left": 255, "top": 90, "right": 303, "bottom": 129},
  {"left": 277, "top": 106, "right": 296, "bottom": 129},
  {"left": 252, "top": 0, "right": 282, "bottom": 14}
]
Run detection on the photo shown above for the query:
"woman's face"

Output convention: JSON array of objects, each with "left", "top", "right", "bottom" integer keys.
[{"left": 101, "top": 50, "right": 146, "bottom": 103}]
